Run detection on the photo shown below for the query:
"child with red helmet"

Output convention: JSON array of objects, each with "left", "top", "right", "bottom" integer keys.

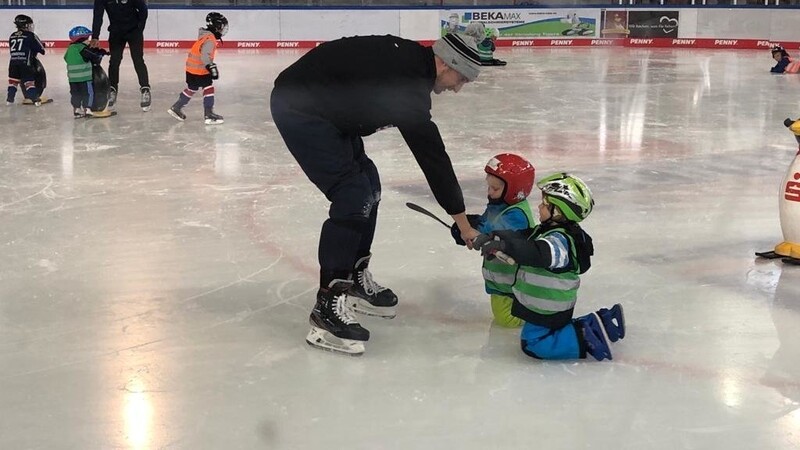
[{"left": 451, "top": 153, "right": 536, "bottom": 327}]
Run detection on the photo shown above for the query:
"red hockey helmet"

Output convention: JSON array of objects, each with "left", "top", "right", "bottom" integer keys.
[{"left": 484, "top": 153, "right": 535, "bottom": 205}]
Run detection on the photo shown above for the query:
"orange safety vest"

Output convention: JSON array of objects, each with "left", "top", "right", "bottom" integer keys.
[
  {"left": 787, "top": 58, "right": 800, "bottom": 74},
  {"left": 186, "top": 33, "right": 217, "bottom": 75}
]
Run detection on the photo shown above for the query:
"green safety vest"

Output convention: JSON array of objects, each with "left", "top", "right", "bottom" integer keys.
[
  {"left": 512, "top": 227, "right": 581, "bottom": 316},
  {"left": 64, "top": 43, "right": 92, "bottom": 83},
  {"left": 481, "top": 200, "right": 535, "bottom": 295}
]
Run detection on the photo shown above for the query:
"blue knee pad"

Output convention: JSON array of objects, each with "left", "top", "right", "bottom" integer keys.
[{"left": 520, "top": 321, "right": 580, "bottom": 360}]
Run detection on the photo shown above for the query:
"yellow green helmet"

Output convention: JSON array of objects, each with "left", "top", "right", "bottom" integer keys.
[{"left": 537, "top": 172, "right": 594, "bottom": 222}]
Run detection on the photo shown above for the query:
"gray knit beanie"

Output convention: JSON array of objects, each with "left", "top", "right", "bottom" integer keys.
[{"left": 432, "top": 33, "right": 481, "bottom": 82}]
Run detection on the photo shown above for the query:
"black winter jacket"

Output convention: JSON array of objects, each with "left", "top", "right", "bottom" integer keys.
[{"left": 273, "top": 35, "right": 465, "bottom": 215}]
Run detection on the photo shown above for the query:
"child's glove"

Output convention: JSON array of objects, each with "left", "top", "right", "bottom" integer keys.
[
  {"left": 473, "top": 233, "right": 516, "bottom": 264},
  {"left": 207, "top": 63, "right": 219, "bottom": 80}
]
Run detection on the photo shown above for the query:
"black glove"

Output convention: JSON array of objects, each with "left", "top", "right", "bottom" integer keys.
[
  {"left": 451, "top": 222, "right": 466, "bottom": 246},
  {"left": 451, "top": 214, "right": 483, "bottom": 246},
  {"left": 473, "top": 233, "right": 510, "bottom": 261},
  {"left": 207, "top": 63, "right": 219, "bottom": 80}
]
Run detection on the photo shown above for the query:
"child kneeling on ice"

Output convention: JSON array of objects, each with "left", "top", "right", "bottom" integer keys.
[{"left": 473, "top": 172, "right": 625, "bottom": 361}]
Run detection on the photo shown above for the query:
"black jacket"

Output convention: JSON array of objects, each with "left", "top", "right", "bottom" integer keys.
[
  {"left": 92, "top": 0, "right": 148, "bottom": 39},
  {"left": 273, "top": 35, "right": 465, "bottom": 215}
]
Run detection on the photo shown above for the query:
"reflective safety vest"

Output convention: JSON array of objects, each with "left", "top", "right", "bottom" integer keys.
[
  {"left": 787, "top": 58, "right": 800, "bottom": 74},
  {"left": 64, "top": 43, "right": 92, "bottom": 83},
  {"left": 481, "top": 201, "right": 535, "bottom": 295},
  {"left": 186, "top": 33, "right": 217, "bottom": 75},
  {"left": 511, "top": 227, "right": 581, "bottom": 317}
]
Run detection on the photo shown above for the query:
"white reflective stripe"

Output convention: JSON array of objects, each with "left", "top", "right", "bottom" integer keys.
[
  {"left": 482, "top": 267, "right": 515, "bottom": 286},
  {"left": 518, "top": 270, "right": 580, "bottom": 290},
  {"left": 543, "top": 233, "right": 570, "bottom": 269},
  {"left": 67, "top": 64, "right": 90, "bottom": 70},
  {"left": 513, "top": 290, "right": 576, "bottom": 312}
]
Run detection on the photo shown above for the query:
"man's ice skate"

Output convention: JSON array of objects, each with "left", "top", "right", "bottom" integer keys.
[
  {"left": 306, "top": 279, "right": 369, "bottom": 356},
  {"left": 108, "top": 87, "right": 117, "bottom": 109},
  {"left": 168, "top": 105, "right": 186, "bottom": 122},
  {"left": 140, "top": 86, "right": 151, "bottom": 112},
  {"left": 576, "top": 313, "right": 612, "bottom": 361},
  {"left": 204, "top": 110, "right": 224, "bottom": 125},
  {"left": 74, "top": 107, "right": 86, "bottom": 119},
  {"left": 596, "top": 303, "right": 625, "bottom": 342},
  {"left": 348, "top": 254, "right": 398, "bottom": 319}
]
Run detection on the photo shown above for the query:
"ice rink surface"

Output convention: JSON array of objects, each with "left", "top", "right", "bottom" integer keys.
[{"left": 1, "top": 46, "right": 799, "bottom": 449}]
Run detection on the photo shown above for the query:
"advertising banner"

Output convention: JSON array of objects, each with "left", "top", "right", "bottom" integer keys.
[
  {"left": 441, "top": 9, "right": 600, "bottom": 39},
  {"left": 600, "top": 10, "right": 630, "bottom": 38},
  {"left": 627, "top": 11, "right": 680, "bottom": 38}
]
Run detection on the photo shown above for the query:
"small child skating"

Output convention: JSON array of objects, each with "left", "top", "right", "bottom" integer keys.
[
  {"left": 451, "top": 153, "right": 536, "bottom": 327},
  {"left": 478, "top": 27, "right": 506, "bottom": 67},
  {"left": 771, "top": 45, "right": 800, "bottom": 74},
  {"left": 64, "top": 26, "right": 111, "bottom": 118},
  {"left": 473, "top": 173, "right": 625, "bottom": 361},
  {"left": 168, "top": 12, "right": 228, "bottom": 125},
  {"left": 7, "top": 14, "right": 48, "bottom": 106}
]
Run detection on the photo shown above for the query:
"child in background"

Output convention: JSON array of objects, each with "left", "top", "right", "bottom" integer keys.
[
  {"left": 474, "top": 173, "right": 625, "bottom": 362},
  {"left": 64, "top": 26, "right": 110, "bottom": 118},
  {"left": 452, "top": 153, "right": 536, "bottom": 327},
  {"left": 167, "top": 12, "right": 228, "bottom": 125},
  {"left": 7, "top": 14, "right": 48, "bottom": 106},
  {"left": 771, "top": 45, "right": 800, "bottom": 74},
  {"left": 478, "top": 27, "right": 506, "bottom": 67}
]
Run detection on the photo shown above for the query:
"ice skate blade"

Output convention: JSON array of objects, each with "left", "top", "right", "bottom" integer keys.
[
  {"left": 141, "top": 106, "right": 151, "bottom": 112},
  {"left": 204, "top": 118, "right": 224, "bottom": 125},
  {"left": 351, "top": 299, "right": 396, "bottom": 319},
  {"left": 783, "top": 257, "right": 800, "bottom": 266},
  {"left": 167, "top": 109, "right": 185, "bottom": 122},
  {"left": 756, "top": 251, "right": 784, "bottom": 259},
  {"left": 306, "top": 326, "right": 365, "bottom": 356}
]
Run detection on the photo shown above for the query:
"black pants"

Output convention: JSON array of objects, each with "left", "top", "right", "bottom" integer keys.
[
  {"left": 270, "top": 89, "right": 381, "bottom": 288},
  {"left": 69, "top": 80, "right": 93, "bottom": 109},
  {"left": 108, "top": 29, "right": 149, "bottom": 90}
]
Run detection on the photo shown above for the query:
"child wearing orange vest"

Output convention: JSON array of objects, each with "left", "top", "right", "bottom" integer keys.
[{"left": 167, "top": 12, "right": 227, "bottom": 125}]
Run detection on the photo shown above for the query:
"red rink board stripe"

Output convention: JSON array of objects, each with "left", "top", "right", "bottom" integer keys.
[{"left": 1, "top": 39, "right": 797, "bottom": 50}]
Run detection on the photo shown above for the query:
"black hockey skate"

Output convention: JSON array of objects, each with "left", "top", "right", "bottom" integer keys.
[
  {"left": 306, "top": 279, "right": 370, "bottom": 356},
  {"left": 108, "top": 87, "right": 117, "bottom": 109},
  {"left": 204, "top": 110, "right": 224, "bottom": 125},
  {"left": 168, "top": 105, "right": 186, "bottom": 122},
  {"left": 348, "top": 254, "right": 398, "bottom": 319},
  {"left": 140, "top": 86, "right": 151, "bottom": 112}
]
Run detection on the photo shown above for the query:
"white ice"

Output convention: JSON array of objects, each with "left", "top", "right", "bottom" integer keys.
[{"left": 1, "top": 47, "right": 799, "bottom": 449}]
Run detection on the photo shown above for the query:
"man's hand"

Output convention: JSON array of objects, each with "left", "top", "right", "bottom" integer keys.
[{"left": 88, "top": 39, "right": 100, "bottom": 48}]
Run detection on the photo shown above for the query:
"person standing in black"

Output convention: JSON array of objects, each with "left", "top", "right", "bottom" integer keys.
[
  {"left": 270, "top": 33, "right": 483, "bottom": 356},
  {"left": 89, "top": 0, "right": 150, "bottom": 112}
]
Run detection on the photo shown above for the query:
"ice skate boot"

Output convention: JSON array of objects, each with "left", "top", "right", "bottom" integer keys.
[
  {"left": 73, "top": 107, "right": 86, "bottom": 119},
  {"left": 348, "top": 254, "right": 398, "bottom": 319},
  {"left": 168, "top": 105, "right": 186, "bottom": 122},
  {"left": 576, "top": 313, "right": 612, "bottom": 361},
  {"left": 596, "top": 304, "right": 625, "bottom": 342},
  {"left": 140, "top": 86, "right": 151, "bottom": 112},
  {"left": 306, "top": 279, "right": 370, "bottom": 356},
  {"left": 204, "top": 110, "right": 224, "bottom": 125},
  {"left": 108, "top": 87, "right": 117, "bottom": 109}
]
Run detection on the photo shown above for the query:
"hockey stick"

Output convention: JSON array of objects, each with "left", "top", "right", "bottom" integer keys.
[
  {"left": 405, "top": 202, "right": 450, "bottom": 229},
  {"left": 405, "top": 202, "right": 516, "bottom": 265}
]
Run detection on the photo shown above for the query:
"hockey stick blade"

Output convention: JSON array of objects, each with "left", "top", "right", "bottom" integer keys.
[{"left": 405, "top": 202, "right": 451, "bottom": 229}]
